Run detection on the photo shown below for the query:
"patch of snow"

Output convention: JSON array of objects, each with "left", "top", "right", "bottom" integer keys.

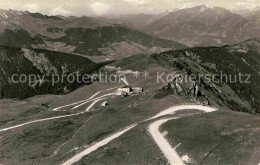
[
  {"left": 0, "top": 11, "right": 8, "bottom": 19},
  {"left": 200, "top": 7, "right": 207, "bottom": 12},
  {"left": 200, "top": 5, "right": 214, "bottom": 12},
  {"left": 204, "top": 4, "right": 214, "bottom": 9}
]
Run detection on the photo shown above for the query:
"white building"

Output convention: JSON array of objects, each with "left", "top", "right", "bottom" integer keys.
[
  {"left": 101, "top": 101, "right": 108, "bottom": 107},
  {"left": 132, "top": 87, "right": 143, "bottom": 94},
  {"left": 117, "top": 86, "right": 132, "bottom": 94},
  {"left": 116, "top": 86, "right": 143, "bottom": 96}
]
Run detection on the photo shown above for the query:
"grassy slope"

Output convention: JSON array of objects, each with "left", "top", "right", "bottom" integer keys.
[
  {"left": 161, "top": 111, "right": 260, "bottom": 164},
  {"left": 74, "top": 110, "right": 203, "bottom": 165},
  {"left": 0, "top": 114, "right": 90, "bottom": 164},
  {"left": 0, "top": 61, "right": 182, "bottom": 164},
  {"left": 0, "top": 90, "right": 182, "bottom": 164}
]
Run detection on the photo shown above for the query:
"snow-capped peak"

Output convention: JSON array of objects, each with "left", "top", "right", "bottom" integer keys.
[
  {"left": 199, "top": 5, "right": 214, "bottom": 12},
  {"left": 180, "top": 4, "right": 214, "bottom": 11}
]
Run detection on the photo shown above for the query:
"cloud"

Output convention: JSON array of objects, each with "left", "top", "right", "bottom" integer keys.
[
  {"left": 246, "top": 0, "right": 258, "bottom": 2},
  {"left": 24, "top": 4, "right": 40, "bottom": 13},
  {"left": 123, "top": 0, "right": 150, "bottom": 5},
  {"left": 181, "top": 2, "right": 196, "bottom": 9},
  {"left": 176, "top": 0, "right": 192, "bottom": 1},
  {"left": 236, "top": 2, "right": 247, "bottom": 6},
  {"left": 90, "top": 2, "right": 110, "bottom": 16},
  {"left": 50, "top": 6, "right": 71, "bottom": 16},
  {"left": 0, "top": 0, "right": 258, "bottom": 16},
  {"left": 235, "top": 0, "right": 257, "bottom": 9},
  {"left": 235, "top": 0, "right": 258, "bottom": 9}
]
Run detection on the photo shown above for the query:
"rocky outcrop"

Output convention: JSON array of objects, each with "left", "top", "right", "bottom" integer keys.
[
  {"left": 22, "top": 48, "right": 58, "bottom": 76},
  {"left": 0, "top": 46, "right": 100, "bottom": 99}
]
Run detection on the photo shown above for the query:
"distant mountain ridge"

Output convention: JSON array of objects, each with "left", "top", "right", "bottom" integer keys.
[
  {"left": 0, "top": 9, "right": 187, "bottom": 57},
  {"left": 112, "top": 5, "right": 260, "bottom": 47},
  {"left": 0, "top": 9, "right": 110, "bottom": 37}
]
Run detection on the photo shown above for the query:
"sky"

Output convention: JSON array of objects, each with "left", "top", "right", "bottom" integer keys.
[{"left": 0, "top": 0, "right": 259, "bottom": 16}]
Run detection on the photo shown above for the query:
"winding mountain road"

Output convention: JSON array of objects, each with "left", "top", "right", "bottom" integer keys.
[
  {"left": 0, "top": 85, "right": 219, "bottom": 165},
  {"left": 61, "top": 104, "right": 218, "bottom": 165},
  {"left": 149, "top": 117, "right": 184, "bottom": 165},
  {"left": 0, "top": 87, "right": 118, "bottom": 132},
  {"left": 0, "top": 97, "right": 109, "bottom": 132},
  {"left": 148, "top": 105, "right": 217, "bottom": 165},
  {"left": 53, "top": 87, "right": 118, "bottom": 111},
  {"left": 61, "top": 124, "right": 137, "bottom": 165}
]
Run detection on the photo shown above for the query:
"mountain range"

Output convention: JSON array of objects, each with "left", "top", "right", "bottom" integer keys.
[
  {"left": 0, "top": 9, "right": 186, "bottom": 58},
  {"left": 1, "top": 5, "right": 260, "bottom": 164},
  {"left": 111, "top": 5, "right": 260, "bottom": 47},
  {"left": 0, "top": 6, "right": 259, "bottom": 112},
  {"left": 1, "top": 6, "right": 259, "bottom": 52}
]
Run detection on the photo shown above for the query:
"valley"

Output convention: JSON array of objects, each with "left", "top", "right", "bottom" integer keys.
[
  {"left": 111, "top": 5, "right": 260, "bottom": 47},
  {"left": 0, "top": 2, "right": 260, "bottom": 165}
]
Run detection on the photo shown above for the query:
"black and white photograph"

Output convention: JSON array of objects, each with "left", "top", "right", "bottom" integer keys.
[{"left": 0, "top": 0, "right": 260, "bottom": 164}]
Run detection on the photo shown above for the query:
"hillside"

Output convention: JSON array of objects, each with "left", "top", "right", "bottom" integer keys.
[
  {"left": 0, "top": 39, "right": 259, "bottom": 164},
  {"left": 54, "top": 25, "right": 187, "bottom": 56},
  {"left": 151, "top": 38, "right": 260, "bottom": 113},
  {"left": 161, "top": 111, "right": 260, "bottom": 164},
  {"left": 0, "top": 46, "right": 102, "bottom": 99}
]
